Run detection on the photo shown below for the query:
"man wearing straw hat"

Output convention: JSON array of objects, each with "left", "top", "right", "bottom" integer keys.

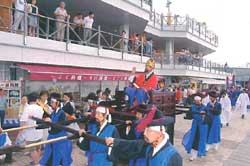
[
  {"left": 125, "top": 58, "right": 158, "bottom": 107},
  {"left": 78, "top": 106, "right": 120, "bottom": 166},
  {"left": 105, "top": 118, "right": 182, "bottom": 166}
]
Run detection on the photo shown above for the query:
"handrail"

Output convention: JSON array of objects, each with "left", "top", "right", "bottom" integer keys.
[{"left": 0, "top": 5, "right": 227, "bottom": 74}]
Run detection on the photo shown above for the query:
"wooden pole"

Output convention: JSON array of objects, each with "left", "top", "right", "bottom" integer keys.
[
  {"left": 25, "top": 134, "right": 77, "bottom": 149},
  {"left": 3, "top": 125, "right": 37, "bottom": 133}
]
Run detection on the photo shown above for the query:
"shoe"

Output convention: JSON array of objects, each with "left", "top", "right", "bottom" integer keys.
[
  {"left": 242, "top": 115, "right": 245, "bottom": 119},
  {"left": 226, "top": 123, "right": 229, "bottom": 127},
  {"left": 189, "top": 156, "right": 195, "bottom": 161},
  {"left": 214, "top": 144, "right": 219, "bottom": 151},
  {"left": 206, "top": 145, "right": 210, "bottom": 152}
]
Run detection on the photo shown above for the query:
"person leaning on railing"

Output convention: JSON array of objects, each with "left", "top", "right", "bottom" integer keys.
[
  {"left": 11, "top": 0, "right": 27, "bottom": 33},
  {"left": 27, "top": 0, "right": 38, "bottom": 37},
  {"left": 54, "top": 1, "right": 70, "bottom": 41}
]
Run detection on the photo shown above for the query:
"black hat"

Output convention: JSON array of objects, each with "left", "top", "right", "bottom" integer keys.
[
  {"left": 134, "top": 104, "right": 150, "bottom": 114},
  {"left": 208, "top": 91, "right": 218, "bottom": 98},
  {"left": 148, "top": 117, "right": 174, "bottom": 127},
  {"left": 50, "top": 93, "right": 61, "bottom": 102},
  {"left": 28, "top": 92, "right": 39, "bottom": 102},
  {"left": 85, "top": 92, "right": 98, "bottom": 102}
]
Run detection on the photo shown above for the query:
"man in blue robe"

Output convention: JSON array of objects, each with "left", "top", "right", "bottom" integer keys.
[
  {"left": 0, "top": 127, "right": 12, "bottom": 163},
  {"left": 206, "top": 91, "right": 222, "bottom": 151},
  {"left": 77, "top": 106, "right": 120, "bottom": 166},
  {"left": 105, "top": 118, "right": 182, "bottom": 166},
  {"left": 40, "top": 93, "right": 73, "bottom": 166},
  {"left": 182, "top": 95, "right": 208, "bottom": 161}
]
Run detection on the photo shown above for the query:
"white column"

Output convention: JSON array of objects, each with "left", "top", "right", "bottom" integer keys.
[{"left": 165, "top": 39, "right": 175, "bottom": 64}]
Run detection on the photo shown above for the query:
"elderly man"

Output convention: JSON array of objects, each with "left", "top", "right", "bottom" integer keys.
[
  {"left": 105, "top": 118, "right": 182, "bottom": 166},
  {"left": 54, "top": 1, "right": 70, "bottom": 41},
  {"left": 78, "top": 106, "right": 120, "bottom": 166},
  {"left": 182, "top": 95, "right": 208, "bottom": 161},
  {"left": 125, "top": 58, "right": 158, "bottom": 106},
  {"left": 236, "top": 88, "right": 250, "bottom": 119}
]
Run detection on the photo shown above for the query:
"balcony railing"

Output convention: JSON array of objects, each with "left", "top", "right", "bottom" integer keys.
[
  {"left": 149, "top": 11, "right": 218, "bottom": 47},
  {"left": 0, "top": 5, "right": 225, "bottom": 75},
  {"left": 124, "top": 0, "right": 152, "bottom": 11}
]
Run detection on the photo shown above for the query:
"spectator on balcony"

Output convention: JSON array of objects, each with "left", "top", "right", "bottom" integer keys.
[
  {"left": 27, "top": 0, "right": 38, "bottom": 37},
  {"left": 139, "top": 32, "right": 147, "bottom": 54},
  {"left": 83, "top": 11, "right": 94, "bottom": 43},
  {"left": 145, "top": 38, "right": 153, "bottom": 57},
  {"left": 72, "top": 13, "right": 84, "bottom": 42},
  {"left": 54, "top": 1, "right": 70, "bottom": 41},
  {"left": 128, "top": 32, "right": 136, "bottom": 53},
  {"left": 12, "top": 0, "right": 27, "bottom": 33},
  {"left": 120, "top": 30, "right": 128, "bottom": 52},
  {"left": 134, "top": 34, "right": 140, "bottom": 53}
]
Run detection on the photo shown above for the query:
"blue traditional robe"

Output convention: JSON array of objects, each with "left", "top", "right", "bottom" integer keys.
[
  {"left": 125, "top": 87, "right": 149, "bottom": 106},
  {"left": 77, "top": 122, "right": 120, "bottom": 166},
  {"left": 182, "top": 104, "right": 208, "bottom": 157},
  {"left": 109, "top": 138, "right": 182, "bottom": 166},
  {"left": 126, "top": 120, "right": 146, "bottom": 166},
  {"left": 206, "top": 102, "right": 221, "bottom": 144},
  {"left": 40, "top": 108, "right": 73, "bottom": 166},
  {"left": 146, "top": 141, "right": 182, "bottom": 166}
]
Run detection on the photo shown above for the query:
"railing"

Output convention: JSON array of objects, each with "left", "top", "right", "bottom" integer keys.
[
  {"left": 0, "top": 5, "right": 226, "bottom": 75},
  {"left": 149, "top": 11, "right": 218, "bottom": 47},
  {"left": 125, "top": 0, "right": 152, "bottom": 11}
]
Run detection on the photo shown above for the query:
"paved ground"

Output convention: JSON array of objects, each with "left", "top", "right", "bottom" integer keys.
[{"left": 1, "top": 110, "right": 250, "bottom": 166}]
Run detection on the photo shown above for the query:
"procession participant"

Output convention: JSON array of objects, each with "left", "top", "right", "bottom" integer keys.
[
  {"left": 62, "top": 92, "right": 75, "bottom": 120},
  {"left": 206, "top": 91, "right": 222, "bottom": 151},
  {"left": 19, "top": 92, "right": 44, "bottom": 166},
  {"left": 77, "top": 106, "right": 120, "bottom": 166},
  {"left": 40, "top": 93, "right": 73, "bottom": 166},
  {"left": 182, "top": 95, "right": 208, "bottom": 161},
  {"left": 125, "top": 104, "right": 165, "bottom": 166},
  {"left": 0, "top": 127, "right": 12, "bottom": 163},
  {"left": 202, "top": 91, "right": 210, "bottom": 106},
  {"left": 228, "top": 87, "right": 237, "bottom": 110},
  {"left": 125, "top": 58, "right": 158, "bottom": 106},
  {"left": 220, "top": 90, "right": 232, "bottom": 127},
  {"left": 106, "top": 118, "right": 182, "bottom": 166},
  {"left": 62, "top": 92, "right": 80, "bottom": 131},
  {"left": 236, "top": 88, "right": 250, "bottom": 119}
]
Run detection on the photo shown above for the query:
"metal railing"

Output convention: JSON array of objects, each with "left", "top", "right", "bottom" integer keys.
[
  {"left": 149, "top": 11, "right": 218, "bottom": 47},
  {"left": 125, "top": 0, "right": 152, "bottom": 10},
  {"left": 0, "top": 5, "right": 226, "bottom": 75}
]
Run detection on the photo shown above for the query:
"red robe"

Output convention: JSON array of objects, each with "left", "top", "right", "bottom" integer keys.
[{"left": 135, "top": 73, "right": 158, "bottom": 91}]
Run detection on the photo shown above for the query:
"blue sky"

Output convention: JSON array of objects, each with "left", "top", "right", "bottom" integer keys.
[{"left": 153, "top": 0, "right": 250, "bottom": 67}]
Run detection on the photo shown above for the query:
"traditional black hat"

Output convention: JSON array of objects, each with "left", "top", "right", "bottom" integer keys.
[
  {"left": 208, "top": 91, "right": 218, "bottom": 98},
  {"left": 84, "top": 92, "right": 98, "bottom": 102}
]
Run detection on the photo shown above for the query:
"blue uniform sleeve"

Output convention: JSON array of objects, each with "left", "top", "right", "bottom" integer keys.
[
  {"left": 192, "top": 105, "right": 203, "bottom": 121},
  {"left": 109, "top": 139, "right": 147, "bottom": 161},
  {"left": 167, "top": 152, "right": 183, "bottom": 166}
]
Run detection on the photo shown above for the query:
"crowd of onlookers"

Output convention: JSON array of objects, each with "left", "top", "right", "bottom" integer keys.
[
  {"left": 175, "top": 48, "right": 203, "bottom": 66},
  {"left": 10, "top": 1, "right": 154, "bottom": 56}
]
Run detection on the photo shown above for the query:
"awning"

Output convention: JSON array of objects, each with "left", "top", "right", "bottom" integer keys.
[{"left": 17, "top": 64, "right": 130, "bottom": 81}]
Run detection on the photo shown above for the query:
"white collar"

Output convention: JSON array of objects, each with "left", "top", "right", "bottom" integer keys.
[
  {"left": 152, "top": 133, "right": 169, "bottom": 156},
  {"left": 97, "top": 120, "right": 108, "bottom": 136},
  {"left": 146, "top": 70, "right": 154, "bottom": 79},
  {"left": 55, "top": 108, "right": 60, "bottom": 113}
]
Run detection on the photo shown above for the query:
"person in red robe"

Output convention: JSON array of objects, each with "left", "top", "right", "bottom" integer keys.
[{"left": 126, "top": 58, "right": 158, "bottom": 106}]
